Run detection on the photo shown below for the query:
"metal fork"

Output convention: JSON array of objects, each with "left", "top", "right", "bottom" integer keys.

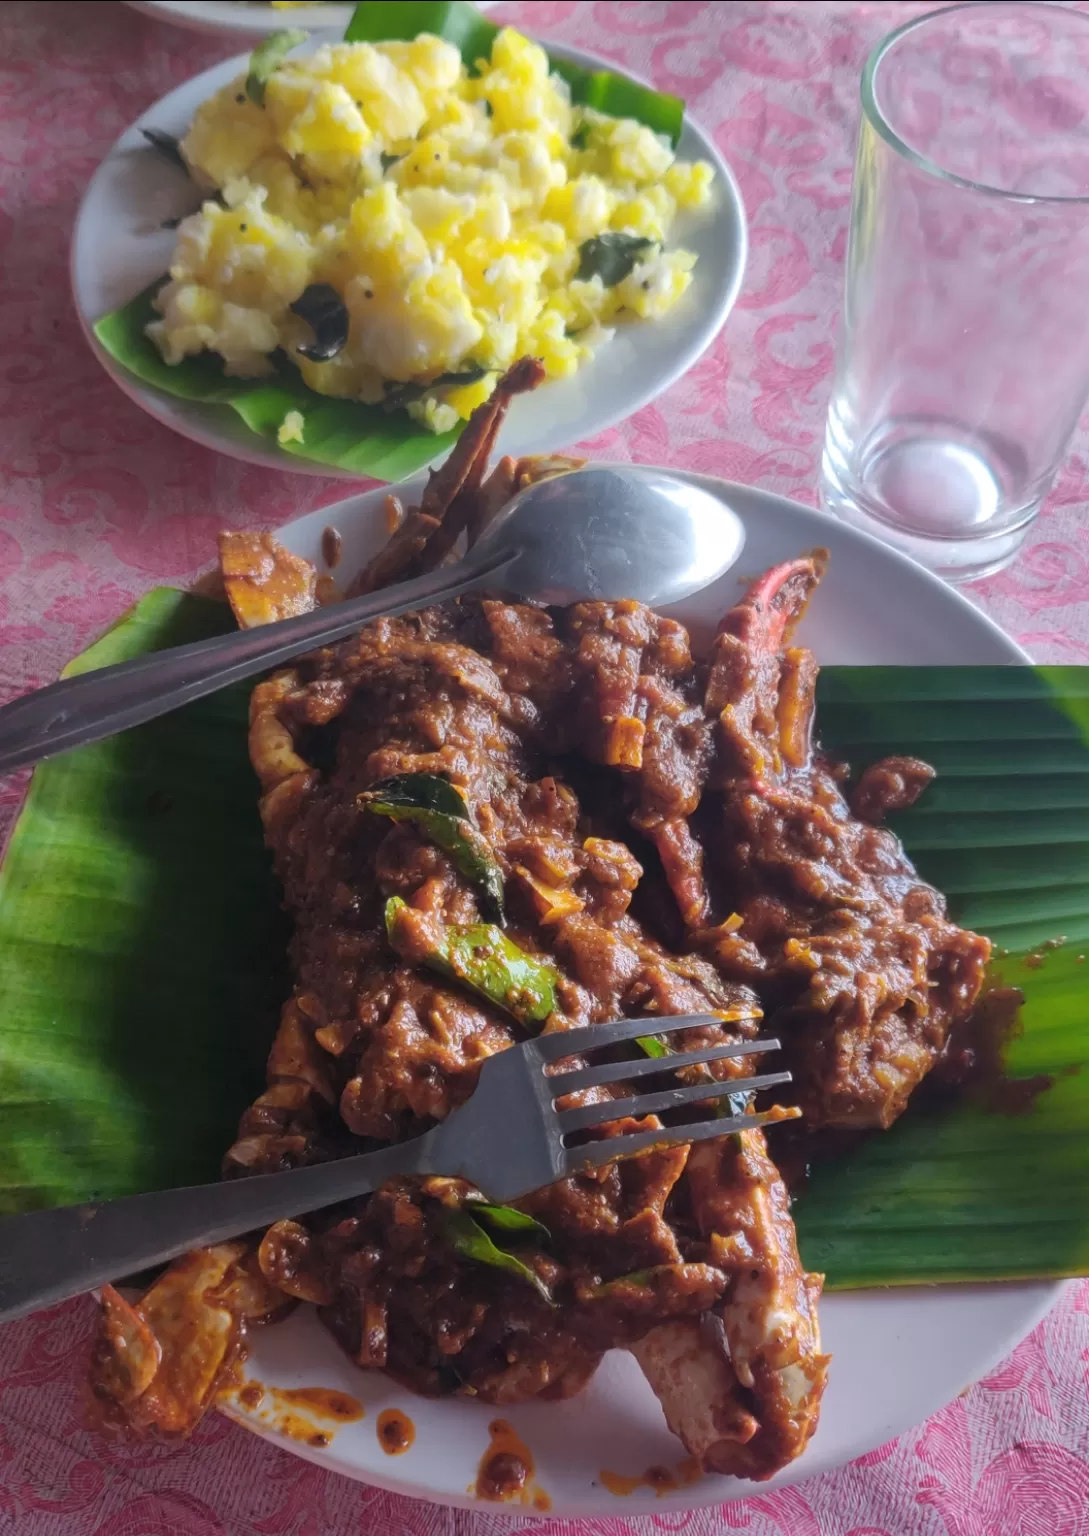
[{"left": 0, "top": 1014, "right": 792, "bottom": 1323}]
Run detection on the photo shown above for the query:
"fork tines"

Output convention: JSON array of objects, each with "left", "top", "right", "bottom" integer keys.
[
  {"left": 557, "top": 1068, "right": 793, "bottom": 1134},
  {"left": 562, "top": 1104, "right": 801, "bottom": 1175},
  {"left": 536, "top": 1012, "right": 769, "bottom": 1061},
  {"left": 537, "top": 1012, "right": 796, "bottom": 1174},
  {"left": 549, "top": 1036, "right": 782, "bottom": 1095}
]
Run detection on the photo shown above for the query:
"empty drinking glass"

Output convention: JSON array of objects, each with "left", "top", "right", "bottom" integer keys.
[{"left": 822, "top": 1, "right": 1089, "bottom": 580}]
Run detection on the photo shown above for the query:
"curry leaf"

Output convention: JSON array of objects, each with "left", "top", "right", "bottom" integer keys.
[
  {"left": 246, "top": 28, "right": 309, "bottom": 107},
  {"left": 380, "top": 364, "right": 491, "bottom": 414},
  {"left": 467, "top": 1200, "right": 551, "bottom": 1242},
  {"left": 441, "top": 1207, "right": 553, "bottom": 1302},
  {"left": 589, "top": 1266, "right": 664, "bottom": 1296},
  {"left": 365, "top": 774, "right": 504, "bottom": 922},
  {"left": 139, "top": 131, "right": 224, "bottom": 228},
  {"left": 576, "top": 234, "right": 658, "bottom": 286},
  {"left": 385, "top": 897, "right": 558, "bottom": 1028},
  {"left": 140, "top": 127, "right": 187, "bottom": 173},
  {"left": 636, "top": 1034, "right": 753, "bottom": 1120},
  {"left": 368, "top": 773, "right": 469, "bottom": 821},
  {"left": 718, "top": 1088, "right": 753, "bottom": 1122},
  {"left": 289, "top": 284, "right": 350, "bottom": 363}
]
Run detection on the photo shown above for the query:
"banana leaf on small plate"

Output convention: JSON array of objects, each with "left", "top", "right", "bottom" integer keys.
[{"left": 90, "top": 2, "right": 687, "bottom": 479}]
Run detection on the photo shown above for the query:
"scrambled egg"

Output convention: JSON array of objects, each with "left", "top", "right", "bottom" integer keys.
[{"left": 150, "top": 27, "right": 714, "bottom": 432}]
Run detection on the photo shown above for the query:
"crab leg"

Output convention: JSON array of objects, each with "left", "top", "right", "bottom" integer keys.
[
  {"left": 465, "top": 452, "right": 586, "bottom": 547},
  {"left": 348, "top": 356, "right": 545, "bottom": 595},
  {"left": 705, "top": 556, "right": 824, "bottom": 788},
  {"left": 415, "top": 356, "right": 546, "bottom": 572},
  {"left": 717, "top": 555, "right": 824, "bottom": 653},
  {"left": 632, "top": 1126, "right": 828, "bottom": 1480}
]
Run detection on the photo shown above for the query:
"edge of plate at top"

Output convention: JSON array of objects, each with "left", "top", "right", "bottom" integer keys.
[
  {"left": 125, "top": 1, "right": 498, "bottom": 38},
  {"left": 71, "top": 36, "right": 746, "bottom": 480},
  {"left": 212, "top": 470, "right": 1047, "bottom": 1518}
]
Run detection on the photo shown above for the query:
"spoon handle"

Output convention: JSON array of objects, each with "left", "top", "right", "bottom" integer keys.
[{"left": 0, "top": 550, "right": 513, "bottom": 777}]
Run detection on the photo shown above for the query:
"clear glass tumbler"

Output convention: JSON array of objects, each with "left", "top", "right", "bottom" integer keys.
[{"left": 822, "top": 1, "right": 1089, "bottom": 581}]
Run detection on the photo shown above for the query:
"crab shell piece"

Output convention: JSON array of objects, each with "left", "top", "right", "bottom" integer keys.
[{"left": 718, "top": 555, "right": 825, "bottom": 654}]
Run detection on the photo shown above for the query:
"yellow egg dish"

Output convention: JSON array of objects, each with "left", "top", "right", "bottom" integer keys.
[{"left": 149, "top": 27, "right": 715, "bottom": 434}]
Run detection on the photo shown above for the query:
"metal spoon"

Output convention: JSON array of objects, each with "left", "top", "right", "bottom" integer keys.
[{"left": 0, "top": 465, "right": 745, "bottom": 776}]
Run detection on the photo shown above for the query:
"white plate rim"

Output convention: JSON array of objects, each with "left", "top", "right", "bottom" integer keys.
[
  {"left": 124, "top": 1, "right": 498, "bottom": 38},
  {"left": 71, "top": 37, "right": 747, "bottom": 480},
  {"left": 210, "top": 468, "right": 1055, "bottom": 1517}
]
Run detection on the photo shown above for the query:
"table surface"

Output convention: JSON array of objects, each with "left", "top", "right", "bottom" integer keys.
[{"left": 1, "top": 3, "right": 1088, "bottom": 1533}]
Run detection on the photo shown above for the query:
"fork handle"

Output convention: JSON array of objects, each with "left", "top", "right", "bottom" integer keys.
[
  {"left": 0, "top": 1129, "right": 443, "bottom": 1323},
  {"left": 0, "top": 548, "right": 513, "bottom": 777}
]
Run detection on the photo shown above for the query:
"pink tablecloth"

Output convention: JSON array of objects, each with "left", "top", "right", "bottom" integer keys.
[{"left": 1, "top": 2, "right": 1088, "bottom": 1532}]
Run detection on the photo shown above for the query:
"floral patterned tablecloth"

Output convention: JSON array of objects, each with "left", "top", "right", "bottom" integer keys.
[{"left": 1, "top": 3, "right": 1088, "bottom": 1533}]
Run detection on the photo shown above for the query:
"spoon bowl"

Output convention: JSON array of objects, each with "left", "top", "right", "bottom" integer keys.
[{"left": 480, "top": 464, "right": 745, "bottom": 607}]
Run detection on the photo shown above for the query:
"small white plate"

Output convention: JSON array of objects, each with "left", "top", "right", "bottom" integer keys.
[
  {"left": 72, "top": 39, "right": 745, "bottom": 480},
  {"left": 215, "top": 469, "right": 1051, "bottom": 1517},
  {"left": 126, "top": 2, "right": 496, "bottom": 39}
]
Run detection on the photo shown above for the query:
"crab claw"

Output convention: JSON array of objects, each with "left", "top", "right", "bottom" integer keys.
[{"left": 717, "top": 555, "right": 825, "bottom": 654}]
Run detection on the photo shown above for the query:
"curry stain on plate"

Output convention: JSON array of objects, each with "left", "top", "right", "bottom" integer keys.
[
  {"left": 229, "top": 1380, "right": 364, "bottom": 1450},
  {"left": 473, "top": 1418, "right": 551, "bottom": 1511},
  {"left": 376, "top": 1408, "right": 415, "bottom": 1455},
  {"left": 599, "top": 1457, "right": 703, "bottom": 1497}
]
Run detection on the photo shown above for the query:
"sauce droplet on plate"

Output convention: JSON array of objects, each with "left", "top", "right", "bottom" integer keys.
[
  {"left": 600, "top": 1457, "right": 703, "bottom": 1497},
  {"left": 473, "top": 1419, "right": 549, "bottom": 1509},
  {"left": 271, "top": 1386, "right": 364, "bottom": 1421},
  {"left": 377, "top": 1408, "right": 415, "bottom": 1454},
  {"left": 227, "top": 1380, "right": 365, "bottom": 1449}
]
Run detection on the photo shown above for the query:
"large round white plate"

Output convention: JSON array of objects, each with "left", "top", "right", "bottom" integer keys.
[
  {"left": 126, "top": 2, "right": 497, "bottom": 38},
  {"left": 214, "top": 469, "right": 1051, "bottom": 1516},
  {"left": 72, "top": 41, "right": 745, "bottom": 480}
]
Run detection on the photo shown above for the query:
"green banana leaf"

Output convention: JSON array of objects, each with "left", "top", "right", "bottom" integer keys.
[
  {"left": 0, "top": 591, "right": 285, "bottom": 1214},
  {"left": 796, "top": 666, "right": 1089, "bottom": 1287},
  {"left": 90, "top": 3, "right": 684, "bottom": 480},
  {"left": 93, "top": 287, "right": 460, "bottom": 483},
  {"left": 1, "top": 613, "right": 1087, "bottom": 1291}
]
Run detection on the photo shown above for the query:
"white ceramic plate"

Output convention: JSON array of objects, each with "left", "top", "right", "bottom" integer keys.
[
  {"left": 72, "top": 41, "right": 746, "bottom": 480},
  {"left": 126, "top": 2, "right": 496, "bottom": 38},
  {"left": 215, "top": 469, "right": 1052, "bottom": 1517}
]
